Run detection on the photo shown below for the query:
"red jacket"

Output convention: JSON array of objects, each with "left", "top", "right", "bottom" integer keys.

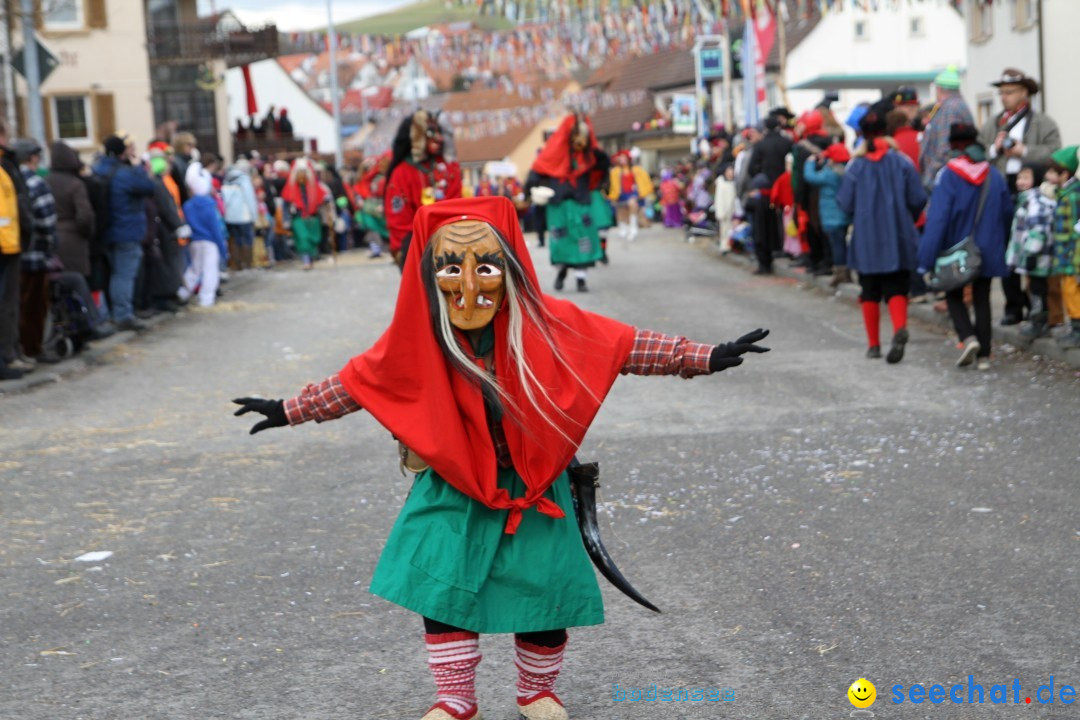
[
  {"left": 893, "top": 127, "right": 921, "bottom": 171},
  {"left": 385, "top": 159, "right": 462, "bottom": 253},
  {"left": 770, "top": 171, "right": 794, "bottom": 209}
]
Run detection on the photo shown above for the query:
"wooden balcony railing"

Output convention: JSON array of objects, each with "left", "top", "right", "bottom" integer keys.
[{"left": 147, "top": 22, "right": 279, "bottom": 68}]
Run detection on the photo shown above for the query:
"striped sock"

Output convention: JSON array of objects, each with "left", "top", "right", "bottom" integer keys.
[
  {"left": 425, "top": 631, "right": 481, "bottom": 719},
  {"left": 515, "top": 636, "right": 566, "bottom": 705}
]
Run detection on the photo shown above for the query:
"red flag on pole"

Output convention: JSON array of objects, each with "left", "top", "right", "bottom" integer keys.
[{"left": 241, "top": 64, "right": 258, "bottom": 116}]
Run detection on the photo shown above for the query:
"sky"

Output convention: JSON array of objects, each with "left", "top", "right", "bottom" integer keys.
[{"left": 197, "top": 0, "right": 414, "bottom": 32}]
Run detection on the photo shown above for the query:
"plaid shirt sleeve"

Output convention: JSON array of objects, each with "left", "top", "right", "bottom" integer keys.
[
  {"left": 284, "top": 373, "right": 362, "bottom": 425},
  {"left": 620, "top": 328, "right": 715, "bottom": 378},
  {"left": 22, "top": 174, "right": 57, "bottom": 269}
]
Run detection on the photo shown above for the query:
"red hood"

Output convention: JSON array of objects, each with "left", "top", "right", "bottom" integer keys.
[{"left": 946, "top": 156, "right": 990, "bottom": 185}]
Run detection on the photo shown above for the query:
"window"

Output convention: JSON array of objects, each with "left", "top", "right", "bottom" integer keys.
[
  {"left": 969, "top": 0, "right": 993, "bottom": 42},
  {"left": 910, "top": 17, "right": 924, "bottom": 37},
  {"left": 43, "top": 0, "right": 84, "bottom": 30},
  {"left": 977, "top": 94, "right": 995, "bottom": 126},
  {"left": 854, "top": 20, "right": 869, "bottom": 41},
  {"left": 1013, "top": 0, "right": 1038, "bottom": 29},
  {"left": 52, "top": 95, "right": 91, "bottom": 142}
]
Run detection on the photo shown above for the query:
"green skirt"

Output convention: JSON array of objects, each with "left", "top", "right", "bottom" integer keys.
[
  {"left": 546, "top": 192, "right": 611, "bottom": 267},
  {"left": 369, "top": 467, "right": 604, "bottom": 634},
  {"left": 292, "top": 216, "right": 322, "bottom": 257},
  {"left": 355, "top": 210, "right": 389, "bottom": 239}
]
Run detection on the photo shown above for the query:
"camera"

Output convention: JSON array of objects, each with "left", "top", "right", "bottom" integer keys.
[{"left": 1002, "top": 137, "right": 1017, "bottom": 151}]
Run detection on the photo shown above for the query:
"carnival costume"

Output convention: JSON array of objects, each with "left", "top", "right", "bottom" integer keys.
[
  {"left": 608, "top": 149, "right": 654, "bottom": 243},
  {"left": 280, "top": 158, "right": 327, "bottom": 271},
  {"left": 385, "top": 109, "right": 463, "bottom": 269},
  {"left": 233, "top": 196, "right": 770, "bottom": 719},
  {"left": 527, "top": 113, "right": 612, "bottom": 292},
  {"left": 354, "top": 151, "right": 391, "bottom": 257}
]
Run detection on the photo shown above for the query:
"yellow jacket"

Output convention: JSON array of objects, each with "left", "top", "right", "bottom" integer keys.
[
  {"left": 0, "top": 159, "right": 20, "bottom": 255},
  {"left": 608, "top": 165, "right": 654, "bottom": 201}
]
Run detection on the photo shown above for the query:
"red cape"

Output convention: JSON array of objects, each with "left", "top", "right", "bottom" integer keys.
[
  {"left": 531, "top": 114, "right": 601, "bottom": 183},
  {"left": 280, "top": 159, "right": 327, "bottom": 217},
  {"left": 338, "top": 197, "right": 636, "bottom": 533}
]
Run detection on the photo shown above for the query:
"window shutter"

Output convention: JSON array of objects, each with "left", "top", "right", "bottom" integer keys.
[
  {"left": 86, "top": 0, "right": 108, "bottom": 29},
  {"left": 42, "top": 97, "right": 54, "bottom": 143},
  {"left": 15, "top": 95, "right": 26, "bottom": 137},
  {"left": 93, "top": 93, "right": 115, "bottom": 143}
]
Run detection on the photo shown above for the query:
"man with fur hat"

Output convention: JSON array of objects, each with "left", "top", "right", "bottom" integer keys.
[{"left": 977, "top": 68, "right": 1062, "bottom": 325}]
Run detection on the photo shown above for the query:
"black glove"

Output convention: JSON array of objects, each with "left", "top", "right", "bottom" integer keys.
[
  {"left": 709, "top": 328, "right": 771, "bottom": 372},
  {"left": 233, "top": 397, "right": 288, "bottom": 435}
]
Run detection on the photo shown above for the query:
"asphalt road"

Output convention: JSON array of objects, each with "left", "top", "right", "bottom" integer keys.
[{"left": 3, "top": 227, "right": 1079, "bottom": 720}]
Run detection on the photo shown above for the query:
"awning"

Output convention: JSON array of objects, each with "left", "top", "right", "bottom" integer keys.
[{"left": 790, "top": 71, "right": 950, "bottom": 93}]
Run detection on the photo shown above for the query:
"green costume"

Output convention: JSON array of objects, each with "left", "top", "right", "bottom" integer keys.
[
  {"left": 546, "top": 190, "right": 611, "bottom": 267},
  {"left": 369, "top": 467, "right": 603, "bottom": 633},
  {"left": 291, "top": 216, "right": 322, "bottom": 258}
]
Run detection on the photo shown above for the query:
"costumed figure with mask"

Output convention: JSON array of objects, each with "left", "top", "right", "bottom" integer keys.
[
  {"left": 607, "top": 148, "right": 654, "bottom": 243},
  {"left": 282, "top": 159, "right": 328, "bottom": 271},
  {"left": 232, "top": 196, "right": 771, "bottom": 720},
  {"left": 526, "top": 113, "right": 612, "bottom": 292},
  {"left": 178, "top": 162, "right": 226, "bottom": 307},
  {"left": 385, "top": 110, "right": 463, "bottom": 269},
  {"left": 353, "top": 151, "right": 391, "bottom": 258}
]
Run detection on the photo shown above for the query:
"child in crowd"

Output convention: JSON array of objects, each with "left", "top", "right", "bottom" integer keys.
[
  {"left": 714, "top": 162, "right": 737, "bottom": 251},
  {"left": 1046, "top": 146, "right": 1080, "bottom": 348},
  {"left": 179, "top": 163, "right": 227, "bottom": 308},
  {"left": 659, "top": 170, "right": 684, "bottom": 228},
  {"left": 1006, "top": 162, "right": 1057, "bottom": 338},
  {"left": 804, "top": 143, "right": 853, "bottom": 288}
]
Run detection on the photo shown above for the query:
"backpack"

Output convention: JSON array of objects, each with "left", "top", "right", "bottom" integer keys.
[{"left": 84, "top": 164, "right": 120, "bottom": 253}]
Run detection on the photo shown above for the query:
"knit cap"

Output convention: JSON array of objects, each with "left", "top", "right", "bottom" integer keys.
[
  {"left": 934, "top": 65, "right": 962, "bottom": 90},
  {"left": 1050, "top": 146, "right": 1080, "bottom": 176}
]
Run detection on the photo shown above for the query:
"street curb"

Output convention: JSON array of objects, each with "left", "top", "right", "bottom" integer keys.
[
  {"left": 708, "top": 245, "right": 1080, "bottom": 370},
  {"left": 0, "top": 272, "right": 262, "bottom": 397}
]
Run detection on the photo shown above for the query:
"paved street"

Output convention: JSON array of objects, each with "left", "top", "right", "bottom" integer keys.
[{"left": 3, "top": 226, "right": 1079, "bottom": 720}]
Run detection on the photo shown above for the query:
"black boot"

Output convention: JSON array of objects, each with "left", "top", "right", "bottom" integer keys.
[
  {"left": 576, "top": 277, "right": 588, "bottom": 292},
  {"left": 554, "top": 267, "right": 568, "bottom": 291},
  {"left": 1020, "top": 311, "right": 1050, "bottom": 339}
]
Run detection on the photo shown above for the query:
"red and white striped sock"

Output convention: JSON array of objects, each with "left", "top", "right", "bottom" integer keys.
[
  {"left": 425, "top": 631, "right": 481, "bottom": 719},
  {"left": 515, "top": 636, "right": 566, "bottom": 706}
]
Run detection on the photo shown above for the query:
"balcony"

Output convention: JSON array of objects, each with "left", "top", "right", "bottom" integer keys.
[{"left": 147, "top": 20, "right": 279, "bottom": 68}]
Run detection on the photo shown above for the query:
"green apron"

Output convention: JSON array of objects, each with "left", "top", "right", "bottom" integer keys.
[
  {"left": 291, "top": 216, "right": 322, "bottom": 257},
  {"left": 546, "top": 190, "right": 610, "bottom": 267},
  {"left": 369, "top": 466, "right": 604, "bottom": 634}
]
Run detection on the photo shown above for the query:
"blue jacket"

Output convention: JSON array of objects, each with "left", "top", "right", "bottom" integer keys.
[
  {"left": 802, "top": 158, "right": 851, "bottom": 229},
  {"left": 917, "top": 159, "right": 1014, "bottom": 278},
  {"left": 183, "top": 195, "right": 227, "bottom": 257},
  {"left": 836, "top": 149, "right": 926, "bottom": 274},
  {"left": 91, "top": 156, "right": 155, "bottom": 245}
]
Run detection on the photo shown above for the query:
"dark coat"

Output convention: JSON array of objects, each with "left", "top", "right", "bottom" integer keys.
[
  {"left": 918, "top": 160, "right": 1014, "bottom": 278},
  {"left": 836, "top": 147, "right": 927, "bottom": 274},
  {"left": 91, "top": 155, "right": 156, "bottom": 246},
  {"left": 46, "top": 141, "right": 95, "bottom": 276},
  {"left": 748, "top": 130, "right": 792, "bottom": 185}
]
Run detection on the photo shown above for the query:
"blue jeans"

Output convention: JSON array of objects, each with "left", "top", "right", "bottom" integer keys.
[
  {"left": 825, "top": 225, "right": 849, "bottom": 267},
  {"left": 227, "top": 222, "right": 255, "bottom": 247},
  {"left": 107, "top": 243, "right": 143, "bottom": 323}
]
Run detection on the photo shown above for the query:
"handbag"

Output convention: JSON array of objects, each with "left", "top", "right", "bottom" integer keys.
[{"left": 927, "top": 177, "right": 990, "bottom": 293}]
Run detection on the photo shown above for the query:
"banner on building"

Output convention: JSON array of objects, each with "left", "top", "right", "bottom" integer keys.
[{"left": 671, "top": 94, "right": 697, "bottom": 135}]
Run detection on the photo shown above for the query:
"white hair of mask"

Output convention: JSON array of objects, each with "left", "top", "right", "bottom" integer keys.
[{"left": 185, "top": 162, "right": 212, "bottom": 197}]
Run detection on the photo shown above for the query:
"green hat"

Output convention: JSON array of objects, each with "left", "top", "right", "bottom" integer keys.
[
  {"left": 1050, "top": 146, "right": 1080, "bottom": 176},
  {"left": 934, "top": 65, "right": 962, "bottom": 90}
]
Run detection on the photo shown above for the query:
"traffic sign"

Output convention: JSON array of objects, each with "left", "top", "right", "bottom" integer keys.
[{"left": 12, "top": 41, "right": 60, "bottom": 84}]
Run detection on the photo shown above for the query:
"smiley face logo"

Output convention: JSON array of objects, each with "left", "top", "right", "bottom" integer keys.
[{"left": 848, "top": 678, "right": 876, "bottom": 709}]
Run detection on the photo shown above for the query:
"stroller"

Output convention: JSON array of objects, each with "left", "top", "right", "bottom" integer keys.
[
  {"left": 41, "top": 271, "right": 95, "bottom": 359},
  {"left": 683, "top": 204, "right": 718, "bottom": 243}
]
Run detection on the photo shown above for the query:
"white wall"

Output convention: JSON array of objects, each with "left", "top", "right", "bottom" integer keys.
[
  {"left": 225, "top": 58, "right": 338, "bottom": 154},
  {"left": 785, "top": 4, "right": 966, "bottom": 132},
  {"left": 962, "top": 0, "right": 1041, "bottom": 125},
  {"left": 1041, "top": 0, "right": 1080, "bottom": 145}
]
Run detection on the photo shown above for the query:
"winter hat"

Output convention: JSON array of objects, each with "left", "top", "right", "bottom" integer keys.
[
  {"left": 934, "top": 65, "right": 962, "bottom": 91},
  {"left": 148, "top": 141, "right": 171, "bottom": 158},
  {"left": 802, "top": 110, "right": 825, "bottom": 136},
  {"left": 272, "top": 159, "right": 290, "bottom": 175},
  {"left": 185, "top": 161, "right": 213, "bottom": 197},
  {"left": 103, "top": 134, "right": 127, "bottom": 157},
  {"left": 822, "top": 143, "right": 851, "bottom": 164},
  {"left": 12, "top": 137, "right": 42, "bottom": 165},
  {"left": 991, "top": 68, "right": 1039, "bottom": 96},
  {"left": 858, "top": 100, "right": 890, "bottom": 138},
  {"left": 891, "top": 86, "right": 919, "bottom": 106},
  {"left": 948, "top": 123, "right": 979, "bottom": 148},
  {"left": 1049, "top": 146, "right": 1080, "bottom": 176},
  {"left": 750, "top": 173, "right": 771, "bottom": 191},
  {"left": 845, "top": 103, "right": 870, "bottom": 132}
]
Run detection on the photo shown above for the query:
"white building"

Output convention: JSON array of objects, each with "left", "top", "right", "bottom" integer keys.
[
  {"left": 784, "top": 3, "right": 966, "bottom": 135},
  {"left": 225, "top": 58, "right": 338, "bottom": 155}
]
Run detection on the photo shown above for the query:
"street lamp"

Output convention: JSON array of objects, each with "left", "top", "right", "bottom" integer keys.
[{"left": 326, "top": 0, "right": 344, "bottom": 170}]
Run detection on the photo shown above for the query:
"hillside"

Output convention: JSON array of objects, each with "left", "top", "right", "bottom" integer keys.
[{"left": 336, "top": 0, "right": 514, "bottom": 35}]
